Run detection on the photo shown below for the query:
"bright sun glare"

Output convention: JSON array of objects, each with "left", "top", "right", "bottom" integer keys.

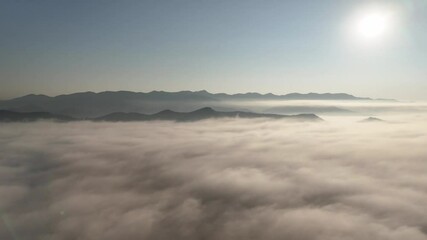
[
  {"left": 350, "top": 6, "right": 396, "bottom": 44},
  {"left": 356, "top": 12, "right": 389, "bottom": 39}
]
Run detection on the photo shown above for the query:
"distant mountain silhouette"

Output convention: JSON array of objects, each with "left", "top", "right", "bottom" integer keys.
[
  {"left": 195, "top": 90, "right": 371, "bottom": 100},
  {"left": 264, "top": 106, "right": 352, "bottom": 115},
  {"left": 0, "top": 108, "right": 322, "bottom": 122},
  {"left": 360, "top": 117, "right": 385, "bottom": 123},
  {"left": 0, "top": 110, "right": 73, "bottom": 122},
  {"left": 0, "top": 90, "right": 375, "bottom": 118},
  {"left": 95, "top": 107, "right": 323, "bottom": 122}
]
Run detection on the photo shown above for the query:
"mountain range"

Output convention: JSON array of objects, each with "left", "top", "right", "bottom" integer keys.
[
  {"left": 0, "top": 110, "right": 73, "bottom": 122},
  {"left": 0, "top": 90, "right": 375, "bottom": 118},
  {"left": 0, "top": 108, "right": 322, "bottom": 123}
]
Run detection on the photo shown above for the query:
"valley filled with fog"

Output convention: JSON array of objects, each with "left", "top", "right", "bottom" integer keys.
[
  {"left": 3, "top": 0, "right": 427, "bottom": 239},
  {"left": 1, "top": 109, "right": 427, "bottom": 240}
]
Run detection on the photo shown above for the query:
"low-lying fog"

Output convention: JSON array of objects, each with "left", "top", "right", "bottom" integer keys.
[
  {"left": 1, "top": 114, "right": 427, "bottom": 239},
  {"left": 224, "top": 100, "right": 427, "bottom": 116}
]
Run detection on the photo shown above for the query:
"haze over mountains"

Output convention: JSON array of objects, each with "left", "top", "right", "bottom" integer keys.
[{"left": 0, "top": 90, "right": 379, "bottom": 118}]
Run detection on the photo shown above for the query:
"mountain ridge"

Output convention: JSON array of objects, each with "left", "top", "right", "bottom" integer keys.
[
  {"left": 0, "top": 110, "right": 74, "bottom": 122},
  {"left": 95, "top": 107, "right": 323, "bottom": 122},
  {"left": 9, "top": 90, "right": 373, "bottom": 101},
  {"left": 0, "top": 90, "right": 383, "bottom": 118},
  {"left": 0, "top": 108, "right": 323, "bottom": 122}
]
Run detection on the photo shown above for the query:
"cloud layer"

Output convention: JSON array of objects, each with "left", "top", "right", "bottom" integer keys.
[{"left": 1, "top": 118, "right": 427, "bottom": 240}]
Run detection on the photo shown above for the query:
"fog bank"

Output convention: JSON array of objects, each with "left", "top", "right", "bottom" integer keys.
[{"left": 1, "top": 118, "right": 427, "bottom": 240}]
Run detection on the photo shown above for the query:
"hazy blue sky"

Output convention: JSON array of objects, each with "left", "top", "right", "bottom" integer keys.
[{"left": 1, "top": 0, "right": 426, "bottom": 100}]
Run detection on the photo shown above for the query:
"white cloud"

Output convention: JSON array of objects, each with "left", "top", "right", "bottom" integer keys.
[{"left": 0, "top": 118, "right": 427, "bottom": 240}]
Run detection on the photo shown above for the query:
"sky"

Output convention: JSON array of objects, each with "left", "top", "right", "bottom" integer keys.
[{"left": 1, "top": 0, "right": 426, "bottom": 100}]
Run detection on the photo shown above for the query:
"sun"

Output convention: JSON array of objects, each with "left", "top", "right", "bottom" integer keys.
[
  {"left": 349, "top": 6, "right": 396, "bottom": 44},
  {"left": 355, "top": 12, "right": 390, "bottom": 40}
]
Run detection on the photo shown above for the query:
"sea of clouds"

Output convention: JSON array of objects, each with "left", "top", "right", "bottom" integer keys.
[{"left": 1, "top": 116, "right": 427, "bottom": 240}]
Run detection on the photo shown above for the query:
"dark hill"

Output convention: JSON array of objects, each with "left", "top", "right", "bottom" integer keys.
[
  {"left": 0, "top": 110, "right": 74, "bottom": 122},
  {"left": 360, "top": 117, "right": 385, "bottom": 123},
  {"left": 95, "top": 107, "right": 323, "bottom": 122}
]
